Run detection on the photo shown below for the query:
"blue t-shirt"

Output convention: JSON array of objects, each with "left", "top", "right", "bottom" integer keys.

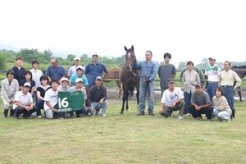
[
  {"left": 85, "top": 62, "right": 107, "bottom": 87},
  {"left": 45, "top": 65, "right": 66, "bottom": 81},
  {"left": 70, "top": 74, "right": 88, "bottom": 86}
]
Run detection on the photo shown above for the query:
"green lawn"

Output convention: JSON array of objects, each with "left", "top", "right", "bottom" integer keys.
[{"left": 0, "top": 100, "right": 246, "bottom": 164}]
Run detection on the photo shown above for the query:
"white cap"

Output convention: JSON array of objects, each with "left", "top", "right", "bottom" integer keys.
[
  {"left": 23, "top": 82, "right": 31, "bottom": 87},
  {"left": 60, "top": 77, "right": 69, "bottom": 83},
  {"left": 74, "top": 57, "right": 80, "bottom": 61},
  {"left": 75, "top": 78, "right": 83, "bottom": 83},
  {"left": 76, "top": 66, "right": 84, "bottom": 71},
  {"left": 96, "top": 76, "right": 102, "bottom": 81}
]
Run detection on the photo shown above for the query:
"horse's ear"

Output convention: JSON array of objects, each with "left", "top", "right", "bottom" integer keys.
[
  {"left": 131, "top": 45, "right": 134, "bottom": 51},
  {"left": 124, "top": 46, "right": 128, "bottom": 51}
]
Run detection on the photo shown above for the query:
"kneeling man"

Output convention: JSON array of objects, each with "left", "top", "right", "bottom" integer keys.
[
  {"left": 190, "top": 84, "right": 213, "bottom": 120},
  {"left": 159, "top": 80, "right": 184, "bottom": 119}
]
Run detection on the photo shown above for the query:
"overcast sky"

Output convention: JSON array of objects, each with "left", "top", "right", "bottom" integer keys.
[{"left": 0, "top": 0, "right": 246, "bottom": 66}]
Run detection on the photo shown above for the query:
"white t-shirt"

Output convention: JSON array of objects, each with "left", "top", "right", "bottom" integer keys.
[
  {"left": 44, "top": 88, "right": 58, "bottom": 110},
  {"left": 14, "top": 91, "right": 33, "bottom": 109},
  {"left": 161, "top": 87, "right": 184, "bottom": 107},
  {"left": 30, "top": 68, "right": 43, "bottom": 89}
]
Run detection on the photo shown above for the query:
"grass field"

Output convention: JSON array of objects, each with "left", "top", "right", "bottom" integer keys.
[{"left": 0, "top": 100, "right": 246, "bottom": 164}]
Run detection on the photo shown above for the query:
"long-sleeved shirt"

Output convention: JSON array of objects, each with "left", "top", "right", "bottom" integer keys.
[
  {"left": 0, "top": 78, "right": 19, "bottom": 102},
  {"left": 89, "top": 85, "right": 107, "bottom": 103},
  {"left": 182, "top": 70, "right": 201, "bottom": 93},
  {"left": 138, "top": 60, "right": 158, "bottom": 80},
  {"left": 220, "top": 69, "right": 241, "bottom": 88},
  {"left": 212, "top": 96, "right": 231, "bottom": 114},
  {"left": 158, "top": 63, "right": 176, "bottom": 89},
  {"left": 85, "top": 62, "right": 107, "bottom": 87}
]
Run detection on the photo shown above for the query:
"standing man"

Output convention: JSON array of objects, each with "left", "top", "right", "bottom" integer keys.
[
  {"left": 67, "top": 56, "right": 84, "bottom": 78},
  {"left": 12, "top": 56, "right": 26, "bottom": 86},
  {"left": 158, "top": 52, "right": 176, "bottom": 94},
  {"left": 45, "top": 58, "right": 66, "bottom": 82},
  {"left": 85, "top": 54, "right": 108, "bottom": 87},
  {"left": 205, "top": 57, "right": 221, "bottom": 101},
  {"left": 220, "top": 61, "right": 241, "bottom": 119},
  {"left": 30, "top": 60, "right": 43, "bottom": 101},
  {"left": 13, "top": 82, "right": 36, "bottom": 119},
  {"left": 182, "top": 61, "right": 201, "bottom": 115},
  {"left": 138, "top": 50, "right": 158, "bottom": 116},
  {"left": 88, "top": 76, "right": 107, "bottom": 117}
]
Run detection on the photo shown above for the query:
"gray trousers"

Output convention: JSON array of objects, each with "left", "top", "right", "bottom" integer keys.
[{"left": 160, "top": 102, "right": 184, "bottom": 117}]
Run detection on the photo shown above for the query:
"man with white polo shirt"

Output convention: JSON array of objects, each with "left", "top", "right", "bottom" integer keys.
[
  {"left": 14, "top": 82, "right": 36, "bottom": 118},
  {"left": 205, "top": 57, "right": 221, "bottom": 101},
  {"left": 67, "top": 56, "right": 84, "bottom": 78}
]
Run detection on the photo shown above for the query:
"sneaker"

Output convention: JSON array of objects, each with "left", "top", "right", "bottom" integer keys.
[
  {"left": 148, "top": 111, "right": 154, "bottom": 116},
  {"left": 37, "top": 115, "right": 42, "bottom": 119},
  {"left": 102, "top": 114, "right": 106, "bottom": 117},
  {"left": 178, "top": 116, "right": 184, "bottom": 120}
]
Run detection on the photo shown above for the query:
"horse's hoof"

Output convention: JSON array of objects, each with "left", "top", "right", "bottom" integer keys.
[{"left": 120, "top": 111, "right": 124, "bottom": 114}]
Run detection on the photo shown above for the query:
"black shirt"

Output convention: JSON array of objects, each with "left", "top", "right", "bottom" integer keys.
[
  {"left": 89, "top": 85, "right": 107, "bottom": 103},
  {"left": 12, "top": 66, "right": 26, "bottom": 85},
  {"left": 37, "top": 86, "right": 51, "bottom": 98}
]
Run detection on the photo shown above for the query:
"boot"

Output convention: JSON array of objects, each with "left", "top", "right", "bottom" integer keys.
[
  {"left": 10, "top": 109, "right": 14, "bottom": 117},
  {"left": 4, "top": 109, "right": 9, "bottom": 117}
]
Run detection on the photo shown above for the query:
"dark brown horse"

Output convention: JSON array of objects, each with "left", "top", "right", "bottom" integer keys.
[
  {"left": 104, "top": 67, "right": 121, "bottom": 89},
  {"left": 232, "top": 65, "right": 246, "bottom": 102},
  {"left": 119, "top": 45, "right": 139, "bottom": 114}
]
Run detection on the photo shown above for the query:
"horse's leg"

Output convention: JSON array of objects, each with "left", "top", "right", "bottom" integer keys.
[
  {"left": 120, "top": 87, "right": 126, "bottom": 114},
  {"left": 126, "top": 90, "right": 129, "bottom": 112}
]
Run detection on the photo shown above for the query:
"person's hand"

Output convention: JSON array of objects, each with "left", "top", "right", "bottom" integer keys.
[
  {"left": 99, "top": 99, "right": 104, "bottom": 104},
  {"left": 195, "top": 105, "right": 199, "bottom": 111},
  {"left": 25, "top": 106, "right": 31, "bottom": 111},
  {"left": 52, "top": 108, "right": 59, "bottom": 112},
  {"left": 172, "top": 102, "right": 176, "bottom": 108}
]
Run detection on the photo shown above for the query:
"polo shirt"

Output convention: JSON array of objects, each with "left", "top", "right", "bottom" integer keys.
[
  {"left": 70, "top": 74, "right": 88, "bottom": 86},
  {"left": 14, "top": 91, "right": 33, "bottom": 109},
  {"left": 45, "top": 65, "right": 65, "bottom": 81},
  {"left": 85, "top": 62, "right": 107, "bottom": 86}
]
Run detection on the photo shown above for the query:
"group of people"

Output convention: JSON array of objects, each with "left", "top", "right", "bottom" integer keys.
[
  {"left": 1, "top": 54, "right": 108, "bottom": 119},
  {"left": 0, "top": 52, "right": 242, "bottom": 122},
  {"left": 159, "top": 56, "right": 241, "bottom": 122}
]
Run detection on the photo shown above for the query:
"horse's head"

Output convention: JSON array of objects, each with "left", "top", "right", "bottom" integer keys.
[{"left": 124, "top": 45, "right": 136, "bottom": 65}]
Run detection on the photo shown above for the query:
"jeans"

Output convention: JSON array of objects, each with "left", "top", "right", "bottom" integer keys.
[
  {"left": 184, "top": 91, "right": 192, "bottom": 114},
  {"left": 206, "top": 82, "right": 218, "bottom": 101},
  {"left": 35, "top": 99, "right": 44, "bottom": 116},
  {"left": 190, "top": 106, "right": 213, "bottom": 119},
  {"left": 14, "top": 107, "right": 36, "bottom": 118},
  {"left": 139, "top": 78, "right": 155, "bottom": 113},
  {"left": 212, "top": 109, "right": 231, "bottom": 120},
  {"left": 160, "top": 101, "right": 184, "bottom": 117},
  {"left": 221, "top": 86, "right": 235, "bottom": 118},
  {"left": 91, "top": 101, "right": 107, "bottom": 115}
]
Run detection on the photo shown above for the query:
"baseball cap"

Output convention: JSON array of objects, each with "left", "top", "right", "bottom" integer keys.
[
  {"left": 75, "top": 78, "right": 83, "bottom": 83},
  {"left": 168, "top": 78, "right": 175, "bottom": 84},
  {"left": 23, "top": 82, "right": 31, "bottom": 88},
  {"left": 60, "top": 77, "right": 69, "bottom": 83},
  {"left": 76, "top": 66, "right": 84, "bottom": 71},
  {"left": 74, "top": 57, "right": 80, "bottom": 61},
  {"left": 96, "top": 76, "right": 102, "bottom": 81}
]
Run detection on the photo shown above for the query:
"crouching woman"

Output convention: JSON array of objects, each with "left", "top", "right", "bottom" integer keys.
[{"left": 212, "top": 87, "right": 232, "bottom": 121}]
